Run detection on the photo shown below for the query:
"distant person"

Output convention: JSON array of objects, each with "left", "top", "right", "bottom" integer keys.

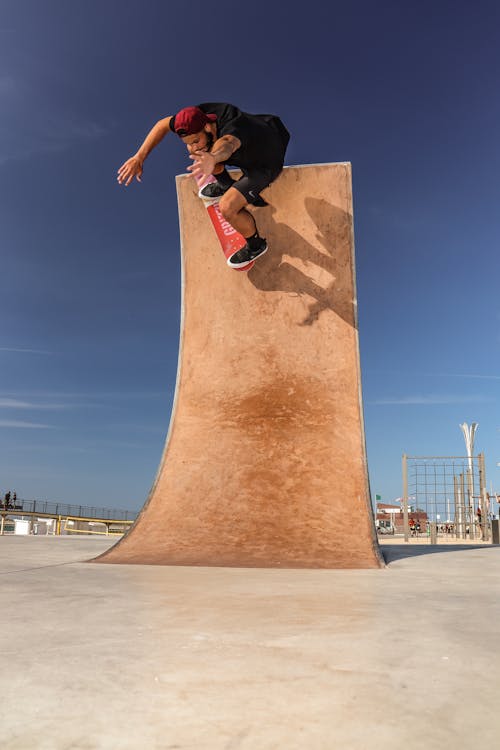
[
  {"left": 117, "top": 103, "right": 290, "bottom": 268},
  {"left": 476, "top": 506, "right": 484, "bottom": 539}
]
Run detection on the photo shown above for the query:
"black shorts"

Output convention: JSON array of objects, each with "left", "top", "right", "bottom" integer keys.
[
  {"left": 231, "top": 164, "right": 284, "bottom": 203},
  {"left": 231, "top": 117, "right": 290, "bottom": 203}
]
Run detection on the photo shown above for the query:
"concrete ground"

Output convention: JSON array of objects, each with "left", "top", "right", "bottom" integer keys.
[{"left": 1, "top": 537, "right": 499, "bottom": 750}]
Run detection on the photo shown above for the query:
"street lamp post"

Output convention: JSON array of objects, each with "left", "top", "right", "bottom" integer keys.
[{"left": 459, "top": 422, "right": 478, "bottom": 537}]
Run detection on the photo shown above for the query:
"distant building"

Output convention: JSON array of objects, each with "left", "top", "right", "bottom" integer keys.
[
  {"left": 375, "top": 502, "right": 400, "bottom": 533},
  {"left": 376, "top": 502, "right": 428, "bottom": 534},
  {"left": 376, "top": 502, "right": 401, "bottom": 515}
]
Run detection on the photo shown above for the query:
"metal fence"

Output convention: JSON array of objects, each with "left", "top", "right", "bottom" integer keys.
[
  {"left": 402, "top": 454, "right": 490, "bottom": 542},
  {"left": 0, "top": 498, "right": 138, "bottom": 522}
]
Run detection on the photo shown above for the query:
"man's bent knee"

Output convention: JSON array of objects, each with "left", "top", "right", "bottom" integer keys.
[
  {"left": 218, "top": 198, "right": 235, "bottom": 223},
  {"left": 218, "top": 188, "right": 247, "bottom": 222}
]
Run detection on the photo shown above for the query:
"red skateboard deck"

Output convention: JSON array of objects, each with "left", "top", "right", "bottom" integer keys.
[{"left": 194, "top": 174, "right": 254, "bottom": 271}]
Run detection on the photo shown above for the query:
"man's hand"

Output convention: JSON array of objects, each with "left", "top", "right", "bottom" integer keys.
[
  {"left": 117, "top": 155, "right": 144, "bottom": 186},
  {"left": 187, "top": 150, "right": 216, "bottom": 179}
]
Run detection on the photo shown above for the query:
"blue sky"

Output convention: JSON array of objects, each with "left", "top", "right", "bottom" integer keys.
[{"left": 1, "top": 0, "right": 499, "bottom": 510}]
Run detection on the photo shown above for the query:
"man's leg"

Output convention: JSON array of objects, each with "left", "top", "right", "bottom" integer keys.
[
  {"left": 219, "top": 186, "right": 269, "bottom": 268},
  {"left": 219, "top": 167, "right": 284, "bottom": 267},
  {"left": 218, "top": 166, "right": 282, "bottom": 233},
  {"left": 218, "top": 187, "right": 257, "bottom": 238}
]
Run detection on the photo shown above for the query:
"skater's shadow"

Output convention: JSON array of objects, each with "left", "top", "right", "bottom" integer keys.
[{"left": 247, "top": 198, "right": 356, "bottom": 328}]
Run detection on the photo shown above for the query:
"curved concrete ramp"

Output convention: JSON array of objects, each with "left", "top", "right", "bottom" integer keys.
[{"left": 97, "top": 164, "right": 383, "bottom": 568}]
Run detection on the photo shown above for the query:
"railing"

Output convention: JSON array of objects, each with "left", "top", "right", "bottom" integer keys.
[{"left": 0, "top": 499, "right": 138, "bottom": 522}]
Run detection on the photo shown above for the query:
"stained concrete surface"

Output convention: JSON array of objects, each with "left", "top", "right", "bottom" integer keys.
[{"left": 1, "top": 536, "right": 500, "bottom": 749}]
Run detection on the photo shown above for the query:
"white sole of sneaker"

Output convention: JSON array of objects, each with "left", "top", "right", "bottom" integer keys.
[
  {"left": 227, "top": 244, "right": 268, "bottom": 269},
  {"left": 198, "top": 188, "right": 220, "bottom": 205}
]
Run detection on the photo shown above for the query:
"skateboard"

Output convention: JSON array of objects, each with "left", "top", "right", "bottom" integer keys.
[{"left": 194, "top": 173, "right": 254, "bottom": 271}]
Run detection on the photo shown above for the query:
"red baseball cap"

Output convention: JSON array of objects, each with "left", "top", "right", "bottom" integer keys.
[{"left": 172, "top": 106, "right": 217, "bottom": 136}]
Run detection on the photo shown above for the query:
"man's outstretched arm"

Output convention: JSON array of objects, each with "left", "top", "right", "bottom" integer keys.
[{"left": 117, "top": 116, "right": 174, "bottom": 186}]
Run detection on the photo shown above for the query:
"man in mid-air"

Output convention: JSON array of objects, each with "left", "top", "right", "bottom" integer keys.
[{"left": 117, "top": 102, "right": 290, "bottom": 268}]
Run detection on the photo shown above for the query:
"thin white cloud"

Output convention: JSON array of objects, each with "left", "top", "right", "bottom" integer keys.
[
  {"left": 0, "top": 118, "right": 110, "bottom": 166},
  {"left": 0, "top": 347, "right": 53, "bottom": 354},
  {"left": 372, "top": 394, "right": 491, "bottom": 405},
  {"left": 0, "top": 75, "right": 16, "bottom": 94},
  {"left": 0, "top": 72, "right": 111, "bottom": 166},
  {"left": 444, "top": 373, "right": 500, "bottom": 381},
  {"left": 368, "top": 205, "right": 422, "bottom": 232},
  {"left": 0, "top": 390, "right": 168, "bottom": 400},
  {"left": 0, "top": 420, "right": 54, "bottom": 429},
  {"left": 417, "top": 372, "right": 500, "bottom": 381},
  {"left": 0, "top": 398, "right": 67, "bottom": 410}
]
